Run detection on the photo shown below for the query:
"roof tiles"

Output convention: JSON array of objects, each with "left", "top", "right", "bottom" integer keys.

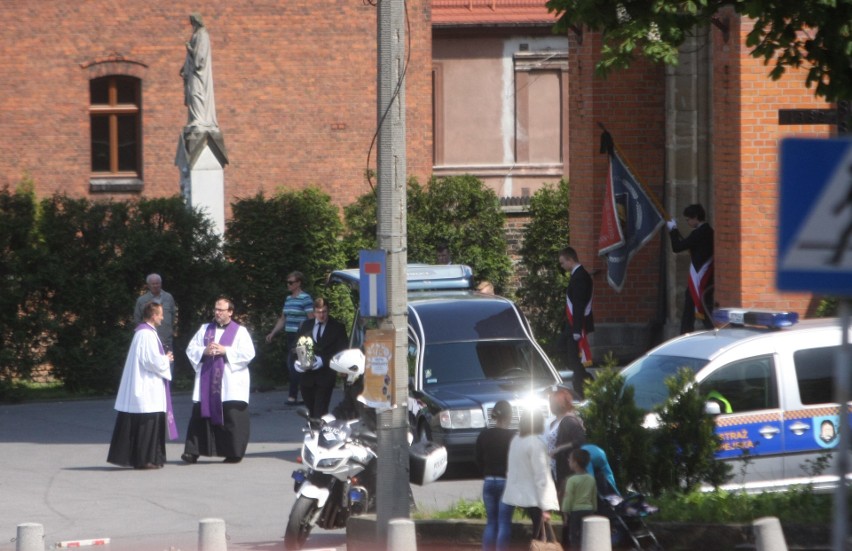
[{"left": 431, "top": 0, "right": 558, "bottom": 25}]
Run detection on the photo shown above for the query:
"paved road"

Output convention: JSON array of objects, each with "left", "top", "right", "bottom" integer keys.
[{"left": 0, "top": 389, "right": 482, "bottom": 551}]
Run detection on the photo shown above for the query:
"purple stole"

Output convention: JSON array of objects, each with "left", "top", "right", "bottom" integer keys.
[
  {"left": 135, "top": 323, "right": 178, "bottom": 440},
  {"left": 200, "top": 321, "right": 240, "bottom": 426}
]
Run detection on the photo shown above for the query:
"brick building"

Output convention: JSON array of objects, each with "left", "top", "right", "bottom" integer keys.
[
  {"left": 565, "top": 9, "right": 831, "bottom": 356},
  {"left": 0, "top": 1, "right": 834, "bottom": 358},
  {"left": 0, "top": 1, "right": 433, "bottom": 209}
]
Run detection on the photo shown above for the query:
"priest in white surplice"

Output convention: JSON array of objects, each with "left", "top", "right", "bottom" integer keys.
[
  {"left": 181, "top": 297, "right": 255, "bottom": 464},
  {"left": 107, "top": 301, "right": 176, "bottom": 469}
]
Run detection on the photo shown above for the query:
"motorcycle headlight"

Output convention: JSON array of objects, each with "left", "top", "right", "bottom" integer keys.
[
  {"left": 302, "top": 447, "right": 315, "bottom": 466},
  {"left": 438, "top": 408, "right": 486, "bottom": 429},
  {"left": 317, "top": 457, "right": 345, "bottom": 470}
]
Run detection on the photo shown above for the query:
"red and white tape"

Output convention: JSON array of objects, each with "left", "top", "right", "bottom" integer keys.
[{"left": 55, "top": 538, "right": 110, "bottom": 548}]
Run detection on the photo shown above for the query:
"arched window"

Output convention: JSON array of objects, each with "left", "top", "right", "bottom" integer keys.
[{"left": 89, "top": 76, "right": 141, "bottom": 179}]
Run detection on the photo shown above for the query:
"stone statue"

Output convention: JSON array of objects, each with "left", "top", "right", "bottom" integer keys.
[{"left": 180, "top": 13, "right": 219, "bottom": 131}]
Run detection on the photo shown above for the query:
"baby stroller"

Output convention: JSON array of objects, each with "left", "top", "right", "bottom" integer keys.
[
  {"left": 598, "top": 492, "right": 662, "bottom": 550},
  {"left": 583, "top": 445, "right": 662, "bottom": 550}
]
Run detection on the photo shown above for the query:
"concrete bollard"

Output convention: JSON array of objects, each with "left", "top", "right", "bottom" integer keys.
[
  {"left": 386, "top": 518, "right": 417, "bottom": 551},
  {"left": 753, "top": 516, "right": 788, "bottom": 551},
  {"left": 198, "top": 518, "right": 227, "bottom": 551},
  {"left": 581, "top": 515, "right": 612, "bottom": 551},
  {"left": 15, "top": 523, "right": 44, "bottom": 551}
]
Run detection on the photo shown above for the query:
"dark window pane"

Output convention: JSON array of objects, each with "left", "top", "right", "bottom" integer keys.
[
  {"left": 91, "top": 116, "right": 110, "bottom": 172},
  {"left": 794, "top": 347, "right": 835, "bottom": 405},
  {"left": 117, "top": 115, "right": 138, "bottom": 172},
  {"left": 416, "top": 301, "right": 529, "bottom": 341},
  {"left": 421, "top": 340, "right": 554, "bottom": 386},
  {"left": 90, "top": 76, "right": 141, "bottom": 176},
  {"left": 90, "top": 79, "right": 109, "bottom": 105},
  {"left": 116, "top": 77, "right": 137, "bottom": 104},
  {"left": 622, "top": 355, "right": 709, "bottom": 411},
  {"left": 699, "top": 356, "right": 778, "bottom": 413}
]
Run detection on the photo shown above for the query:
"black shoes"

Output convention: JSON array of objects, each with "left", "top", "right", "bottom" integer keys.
[
  {"left": 180, "top": 453, "right": 240, "bottom": 464},
  {"left": 134, "top": 463, "right": 162, "bottom": 470}
]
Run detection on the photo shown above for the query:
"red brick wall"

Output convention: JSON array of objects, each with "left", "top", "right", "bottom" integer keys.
[
  {"left": 0, "top": 1, "right": 433, "bottom": 213},
  {"left": 712, "top": 9, "right": 827, "bottom": 315},
  {"left": 570, "top": 14, "right": 833, "bottom": 326},
  {"left": 567, "top": 32, "right": 667, "bottom": 323}
]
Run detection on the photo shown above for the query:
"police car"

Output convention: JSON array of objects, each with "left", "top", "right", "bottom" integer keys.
[{"left": 620, "top": 308, "right": 849, "bottom": 493}]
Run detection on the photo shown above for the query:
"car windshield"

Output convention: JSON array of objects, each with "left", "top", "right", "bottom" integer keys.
[
  {"left": 621, "top": 354, "right": 709, "bottom": 411},
  {"left": 421, "top": 339, "right": 556, "bottom": 385}
]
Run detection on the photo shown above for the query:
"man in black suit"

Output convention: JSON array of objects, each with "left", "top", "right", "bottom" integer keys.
[
  {"left": 558, "top": 247, "right": 594, "bottom": 399},
  {"left": 667, "top": 203, "right": 714, "bottom": 334},
  {"left": 295, "top": 297, "right": 348, "bottom": 418}
]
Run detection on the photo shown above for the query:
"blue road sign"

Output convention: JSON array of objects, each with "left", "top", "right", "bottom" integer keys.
[
  {"left": 359, "top": 250, "right": 387, "bottom": 317},
  {"left": 778, "top": 137, "right": 852, "bottom": 294}
]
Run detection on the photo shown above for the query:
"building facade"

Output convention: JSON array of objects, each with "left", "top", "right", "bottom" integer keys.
[
  {"left": 565, "top": 8, "right": 831, "bottom": 357},
  {"left": 432, "top": 0, "right": 568, "bottom": 197},
  {"left": 0, "top": 1, "right": 433, "bottom": 210},
  {"left": 0, "top": 1, "right": 834, "bottom": 359}
]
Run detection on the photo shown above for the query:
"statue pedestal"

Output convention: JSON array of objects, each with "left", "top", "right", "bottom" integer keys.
[{"left": 176, "top": 130, "right": 228, "bottom": 237}]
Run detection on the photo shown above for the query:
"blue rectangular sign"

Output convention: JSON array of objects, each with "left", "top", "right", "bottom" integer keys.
[
  {"left": 359, "top": 250, "right": 387, "bottom": 317},
  {"left": 778, "top": 137, "right": 852, "bottom": 294}
]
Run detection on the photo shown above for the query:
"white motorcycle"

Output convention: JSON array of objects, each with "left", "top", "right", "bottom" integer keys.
[
  {"left": 284, "top": 406, "right": 378, "bottom": 550},
  {"left": 284, "top": 349, "right": 447, "bottom": 550}
]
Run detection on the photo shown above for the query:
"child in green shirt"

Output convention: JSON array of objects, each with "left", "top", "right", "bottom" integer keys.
[{"left": 560, "top": 448, "right": 597, "bottom": 550}]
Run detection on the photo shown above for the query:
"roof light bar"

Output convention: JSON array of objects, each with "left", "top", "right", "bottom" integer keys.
[{"left": 713, "top": 308, "right": 799, "bottom": 329}]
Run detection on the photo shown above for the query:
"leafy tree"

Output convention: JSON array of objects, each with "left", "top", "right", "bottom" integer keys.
[
  {"left": 340, "top": 185, "right": 381, "bottom": 267},
  {"left": 36, "top": 195, "right": 224, "bottom": 393},
  {"left": 581, "top": 366, "right": 650, "bottom": 492},
  {"left": 649, "top": 368, "right": 731, "bottom": 494},
  {"left": 226, "top": 188, "right": 345, "bottom": 310},
  {"left": 1, "top": 186, "right": 351, "bottom": 396},
  {"left": 546, "top": 0, "right": 852, "bottom": 101},
  {"left": 516, "top": 180, "right": 570, "bottom": 356},
  {"left": 343, "top": 175, "right": 513, "bottom": 291},
  {"left": 122, "top": 197, "right": 226, "bottom": 386},
  {"left": 815, "top": 297, "right": 837, "bottom": 317},
  {"left": 226, "top": 188, "right": 348, "bottom": 385},
  {"left": 0, "top": 180, "right": 47, "bottom": 394},
  {"left": 37, "top": 197, "right": 137, "bottom": 393},
  {"left": 416, "top": 175, "right": 512, "bottom": 289}
]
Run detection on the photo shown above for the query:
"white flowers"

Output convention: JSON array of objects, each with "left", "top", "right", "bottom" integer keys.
[
  {"left": 294, "top": 336, "right": 316, "bottom": 372},
  {"left": 296, "top": 335, "right": 314, "bottom": 358}
]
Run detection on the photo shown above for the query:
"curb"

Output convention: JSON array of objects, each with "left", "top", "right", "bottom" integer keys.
[{"left": 346, "top": 517, "right": 836, "bottom": 551}]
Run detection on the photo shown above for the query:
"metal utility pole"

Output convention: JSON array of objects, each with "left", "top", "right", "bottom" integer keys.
[{"left": 375, "top": 0, "right": 410, "bottom": 539}]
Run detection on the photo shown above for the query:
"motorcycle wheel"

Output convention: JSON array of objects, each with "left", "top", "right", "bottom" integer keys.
[{"left": 284, "top": 495, "right": 319, "bottom": 550}]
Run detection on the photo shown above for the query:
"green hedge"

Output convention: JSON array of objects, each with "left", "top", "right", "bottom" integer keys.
[
  {"left": 224, "top": 188, "right": 347, "bottom": 386},
  {"left": 516, "top": 180, "right": 570, "bottom": 359},
  {"left": 1, "top": 174, "right": 520, "bottom": 399},
  {"left": 38, "top": 194, "right": 224, "bottom": 393},
  {"left": 343, "top": 176, "right": 512, "bottom": 292}
]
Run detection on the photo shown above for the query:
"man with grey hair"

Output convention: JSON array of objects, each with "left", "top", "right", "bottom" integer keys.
[{"left": 133, "top": 274, "right": 177, "bottom": 352}]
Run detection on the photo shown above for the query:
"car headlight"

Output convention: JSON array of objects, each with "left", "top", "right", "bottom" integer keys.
[{"left": 438, "top": 408, "right": 486, "bottom": 429}]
